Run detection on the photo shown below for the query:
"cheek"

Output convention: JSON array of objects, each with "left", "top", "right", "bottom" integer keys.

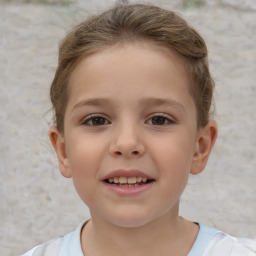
[
  {"left": 157, "top": 150, "right": 191, "bottom": 208},
  {"left": 66, "top": 136, "right": 105, "bottom": 194},
  {"left": 160, "top": 150, "right": 191, "bottom": 192},
  {"left": 67, "top": 133, "right": 104, "bottom": 170},
  {"left": 149, "top": 132, "right": 195, "bottom": 169},
  {"left": 149, "top": 133, "right": 195, "bottom": 192}
]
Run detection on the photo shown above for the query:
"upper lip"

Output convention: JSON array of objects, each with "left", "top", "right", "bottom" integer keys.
[{"left": 102, "top": 169, "right": 154, "bottom": 180}]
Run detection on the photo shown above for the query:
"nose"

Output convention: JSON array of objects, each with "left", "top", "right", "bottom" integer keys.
[{"left": 109, "top": 123, "right": 145, "bottom": 158}]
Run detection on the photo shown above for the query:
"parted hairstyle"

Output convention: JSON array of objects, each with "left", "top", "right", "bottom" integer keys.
[{"left": 50, "top": 3, "right": 215, "bottom": 132}]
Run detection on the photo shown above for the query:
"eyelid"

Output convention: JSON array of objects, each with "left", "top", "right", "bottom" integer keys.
[
  {"left": 146, "top": 113, "right": 176, "bottom": 125},
  {"left": 81, "top": 113, "right": 111, "bottom": 125}
]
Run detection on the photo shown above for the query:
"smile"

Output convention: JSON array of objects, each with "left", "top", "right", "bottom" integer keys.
[
  {"left": 102, "top": 169, "right": 155, "bottom": 195},
  {"left": 105, "top": 176, "right": 153, "bottom": 186}
]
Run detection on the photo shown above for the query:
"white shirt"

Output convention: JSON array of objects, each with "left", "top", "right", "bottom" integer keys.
[{"left": 21, "top": 222, "right": 256, "bottom": 256}]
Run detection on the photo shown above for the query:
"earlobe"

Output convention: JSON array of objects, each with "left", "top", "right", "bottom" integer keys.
[
  {"left": 49, "top": 126, "right": 72, "bottom": 178},
  {"left": 190, "top": 120, "right": 218, "bottom": 175}
]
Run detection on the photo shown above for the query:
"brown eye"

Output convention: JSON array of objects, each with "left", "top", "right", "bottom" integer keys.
[
  {"left": 83, "top": 116, "right": 110, "bottom": 126},
  {"left": 152, "top": 116, "right": 166, "bottom": 125},
  {"left": 147, "top": 115, "right": 174, "bottom": 126},
  {"left": 91, "top": 117, "right": 106, "bottom": 125}
]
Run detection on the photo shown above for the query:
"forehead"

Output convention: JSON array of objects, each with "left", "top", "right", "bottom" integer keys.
[
  {"left": 67, "top": 42, "right": 195, "bottom": 114},
  {"left": 69, "top": 42, "right": 190, "bottom": 92}
]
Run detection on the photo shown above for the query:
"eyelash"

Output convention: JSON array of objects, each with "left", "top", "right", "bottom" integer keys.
[
  {"left": 146, "top": 114, "right": 175, "bottom": 126},
  {"left": 81, "top": 114, "right": 175, "bottom": 127},
  {"left": 81, "top": 114, "right": 111, "bottom": 126}
]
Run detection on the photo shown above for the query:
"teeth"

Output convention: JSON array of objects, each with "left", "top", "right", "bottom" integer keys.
[
  {"left": 119, "top": 177, "right": 127, "bottom": 184},
  {"left": 137, "top": 177, "right": 142, "bottom": 182},
  {"left": 142, "top": 177, "right": 147, "bottom": 183},
  {"left": 107, "top": 176, "right": 148, "bottom": 184},
  {"left": 128, "top": 177, "right": 137, "bottom": 184}
]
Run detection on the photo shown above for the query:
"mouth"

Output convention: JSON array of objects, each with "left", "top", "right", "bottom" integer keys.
[
  {"left": 102, "top": 169, "right": 155, "bottom": 194},
  {"left": 104, "top": 176, "right": 154, "bottom": 187}
]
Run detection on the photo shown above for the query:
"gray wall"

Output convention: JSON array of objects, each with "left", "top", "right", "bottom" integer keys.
[{"left": 0, "top": 1, "right": 256, "bottom": 255}]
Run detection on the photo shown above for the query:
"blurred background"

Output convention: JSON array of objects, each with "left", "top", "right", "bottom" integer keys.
[{"left": 0, "top": 0, "right": 255, "bottom": 255}]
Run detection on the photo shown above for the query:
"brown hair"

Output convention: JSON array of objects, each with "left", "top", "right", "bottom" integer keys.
[{"left": 50, "top": 3, "right": 214, "bottom": 132}]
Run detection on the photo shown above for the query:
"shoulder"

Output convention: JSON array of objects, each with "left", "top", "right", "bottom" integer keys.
[
  {"left": 189, "top": 223, "right": 256, "bottom": 256},
  {"left": 20, "top": 236, "right": 64, "bottom": 256},
  {"left": 20, "top": 222, "right": 85, "bottom": 256},
  {"left": 204, "top": 229, "right": 256, "bottom": 256}
]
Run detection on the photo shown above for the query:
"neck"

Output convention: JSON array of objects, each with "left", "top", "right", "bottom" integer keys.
[{"left": 81, "top": 209, "right": 198, "bottom": 256}]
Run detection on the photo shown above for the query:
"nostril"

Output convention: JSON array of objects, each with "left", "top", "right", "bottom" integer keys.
[{"left": 132, "top": 151, "right": 139, "bottom": 155}]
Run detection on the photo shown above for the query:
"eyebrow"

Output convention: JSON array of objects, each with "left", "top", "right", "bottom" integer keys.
[
  {"left": 138, "top": 97, "right": 187, "bottom": 113},
  {"left": 72, "top": 98, "right": 110, "bottom": 112},
  {"left": 72, "top": 97, "right": 186, "bottom": 113}
]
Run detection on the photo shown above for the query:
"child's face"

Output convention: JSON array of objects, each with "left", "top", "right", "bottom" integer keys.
[{"left": 50, "top": 42, "right": 215, "bottom": 227}]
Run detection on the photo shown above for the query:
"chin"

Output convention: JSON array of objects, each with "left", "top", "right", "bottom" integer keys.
[
  {"left": 106, "top": 212, "right": 155, "bottom": 229},
  {"left": 112, "top": 220, "right": 150, "bottom": 229}
]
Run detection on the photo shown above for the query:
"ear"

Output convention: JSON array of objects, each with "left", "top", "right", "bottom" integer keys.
[
  {"left": 190, "top": 120, "right": 218, "bottom": 175},
  {"left": 49, "top": 126, "right": 72, "bottom": 178}
]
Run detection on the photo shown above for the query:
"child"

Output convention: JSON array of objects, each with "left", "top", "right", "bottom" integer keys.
[{"left": 22, "top": 3, "right": 256, "bottom": 256}]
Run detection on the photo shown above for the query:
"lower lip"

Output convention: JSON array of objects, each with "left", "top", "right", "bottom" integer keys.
[{"left": 103, "top": 182, "right": 154, "bottom": 196}]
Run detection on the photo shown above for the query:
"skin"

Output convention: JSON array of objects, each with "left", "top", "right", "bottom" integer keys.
[{"left": 49, "top": 42, "right": 217, "bottom": 256}]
